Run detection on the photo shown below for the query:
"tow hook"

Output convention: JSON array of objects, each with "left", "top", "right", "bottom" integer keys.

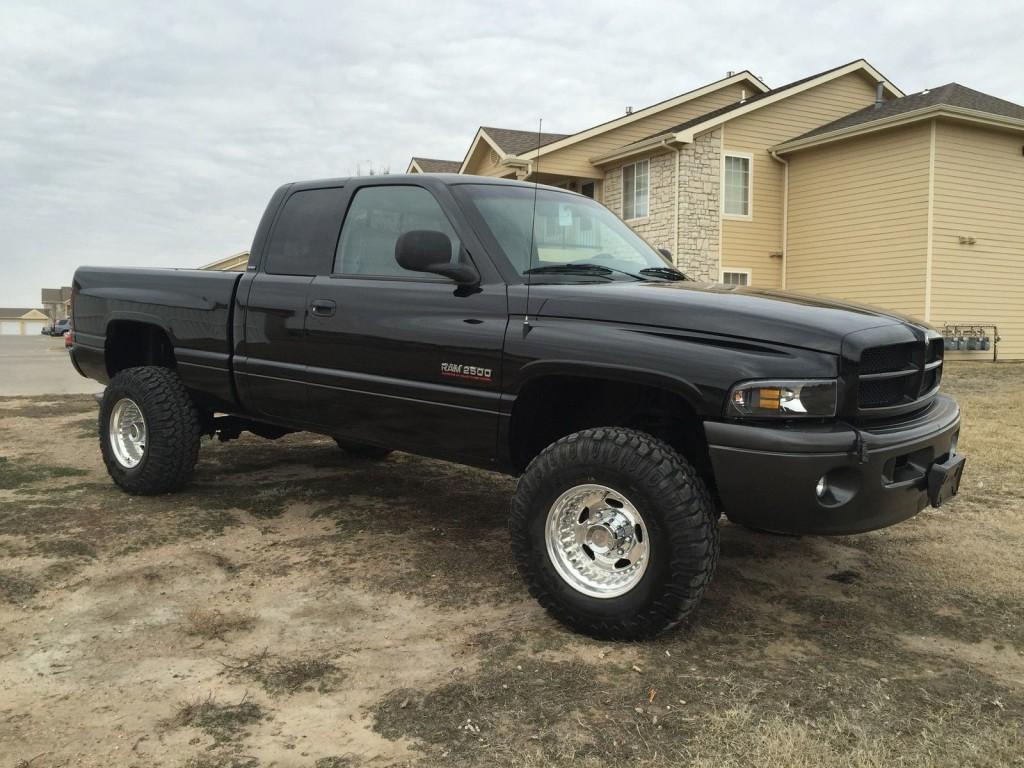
[{"left": 856, "top": 431, "right": 869, "bottom": 464}]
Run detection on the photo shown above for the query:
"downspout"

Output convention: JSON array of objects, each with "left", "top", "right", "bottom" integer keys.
[
  {"left": 769, "top": 148, "right": 789, "bottom": 289},
  {"left": 660, "top": 139, "right": 682, "bottom": 263},
  {"left": 925, "top": 120, "right": 936, "bottom": 322}
]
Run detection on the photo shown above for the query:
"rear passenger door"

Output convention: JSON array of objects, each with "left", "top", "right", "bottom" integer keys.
[
  {"left": 303, "top": 181, "right": 508, "bottom": 466},
  {"left": 237, "top": 186, "right": 347, "bottom": 422}
]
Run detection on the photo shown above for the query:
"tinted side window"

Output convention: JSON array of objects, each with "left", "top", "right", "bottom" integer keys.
[
  {"left": 264, "top": 188, "right": 347, "bottom": 276},
  {"left": 334, "top": 186, "right": 460, "bottom": 276}
]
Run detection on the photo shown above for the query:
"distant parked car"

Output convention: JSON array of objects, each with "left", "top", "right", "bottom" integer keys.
[
  {"left": 64, "top": 324, "right": 73, "bottom": 349},
  {"left": 41, "top": 323, "right": 53, "bottom": 334},
  {"left": 50, "top": 319, "right": 70, "bottom": 336}
]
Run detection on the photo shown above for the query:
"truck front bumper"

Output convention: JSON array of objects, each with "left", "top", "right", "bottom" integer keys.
[{"left": 704, "top": 394, "right": 964, "bottom": 535}]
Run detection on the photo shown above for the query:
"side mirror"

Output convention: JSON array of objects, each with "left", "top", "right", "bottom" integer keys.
[
  {"left": 658, "top": 247, "right": 673, "bottom": 261},
  {"left": 395, "top": 230, "right": 478, "bottom": 285}
]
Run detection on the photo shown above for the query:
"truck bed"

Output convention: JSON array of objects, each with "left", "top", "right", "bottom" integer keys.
[{"left": 71, "top": 266, "right": 244, "bottom": 408}]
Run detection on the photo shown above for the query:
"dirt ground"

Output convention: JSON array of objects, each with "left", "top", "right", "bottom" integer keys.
[{"left": 0, "top": 363, "right": 1022, "bottom": 767}]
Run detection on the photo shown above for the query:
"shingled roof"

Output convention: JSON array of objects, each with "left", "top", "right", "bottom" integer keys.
[
  {"left": 410, "top": 157, "right": 462, "bottom": 173},
  {"left": 783, "top": 83, "right": 1024, "bottom": 144},
  {"left": 481, "top": 126, "right": 571, "bottom": 156}
]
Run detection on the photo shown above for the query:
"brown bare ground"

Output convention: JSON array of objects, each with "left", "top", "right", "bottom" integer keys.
[{"left": 0, "top": 364, "right": 1022, "bottom": 767}]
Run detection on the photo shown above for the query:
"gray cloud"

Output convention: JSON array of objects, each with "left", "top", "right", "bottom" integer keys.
[{"left": 1, "top": 0, "right": 1022, "bottom": 305}]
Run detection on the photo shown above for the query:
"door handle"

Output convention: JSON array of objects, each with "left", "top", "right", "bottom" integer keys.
[{"left": 310, "top": 299, "right": 337, "bottom": 317}]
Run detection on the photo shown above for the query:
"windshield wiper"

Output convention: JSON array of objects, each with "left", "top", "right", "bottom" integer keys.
[
  {"left": 526, "top": 263, "right": 655, "bottom": 283},
  {"left": 639, "top": 266, "right": 688, "bottom": 281},
  {"left": 524, "top": 264, "right": 616, "bottom": 279}
]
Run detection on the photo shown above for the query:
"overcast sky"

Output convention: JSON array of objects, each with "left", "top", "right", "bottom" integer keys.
[{"left": 1, "top": 0, "right": 1021, "bottom": 307}]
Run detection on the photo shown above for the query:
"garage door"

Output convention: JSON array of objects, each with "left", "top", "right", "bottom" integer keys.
[
  {"left": 0, "top": 320, "right": 22, "bottom": 335},
  {"left": 23, "top": 320, "right": 47, "bottom": 334}
]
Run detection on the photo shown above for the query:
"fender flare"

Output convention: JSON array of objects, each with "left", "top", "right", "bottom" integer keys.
[{"left": 510, "top": 359, "right": 707, "bottom": 416}]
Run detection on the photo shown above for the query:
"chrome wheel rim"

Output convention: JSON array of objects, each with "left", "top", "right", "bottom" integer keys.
[
  {"left": 108, "top": 398, "right": 147, "bottom": 469},
  {"left": 545, "top": 483, "right": 649, "bottom": 598}
]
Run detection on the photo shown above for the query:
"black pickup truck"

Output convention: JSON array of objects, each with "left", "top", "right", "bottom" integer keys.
[{"left": 70, "top": 174, "right": 966, "bottom": 639}]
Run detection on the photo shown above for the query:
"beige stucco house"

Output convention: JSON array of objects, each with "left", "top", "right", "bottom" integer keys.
[
  {"left": 409, "top": 59, "right": 1024, "bottom": 359},
  {"left": 41, "top": 287, "right": 72, "bottom": 322}
]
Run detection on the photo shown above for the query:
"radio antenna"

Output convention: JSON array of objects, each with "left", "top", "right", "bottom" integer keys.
[{"left": 524, "top": 118, "right": 542, "bottom": 328}]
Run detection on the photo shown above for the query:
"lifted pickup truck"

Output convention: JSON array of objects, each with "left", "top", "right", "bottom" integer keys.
[{"left": 70, "top": 174, "right": 965, "bottom": 639}]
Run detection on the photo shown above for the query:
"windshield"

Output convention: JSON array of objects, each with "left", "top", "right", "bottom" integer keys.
[{"left": 455, "top": 184, "right": 683, "bottom": 282}]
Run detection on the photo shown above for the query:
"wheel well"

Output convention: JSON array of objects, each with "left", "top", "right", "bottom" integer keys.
[
  {"left": 508, "top": 375, "right": 713, "bottom": 483},
  {"left": 105, "top": 320, "right": 176, "bottom": 377}
]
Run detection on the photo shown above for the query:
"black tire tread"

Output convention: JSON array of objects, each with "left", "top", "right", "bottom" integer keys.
[
  {"left": 100, "top": 366, "right": 201, "bottom": 495},
  {"left": 510, "top": 427, "right": 718, "bottom": 640}
]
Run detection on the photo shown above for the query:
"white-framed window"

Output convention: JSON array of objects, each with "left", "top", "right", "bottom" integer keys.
[
  {"left": 722, "top": 153, "right": 752, "bottom": 218},
  {"left": 622, "top": 159, "right": 649, "bottom": 220},
  {"left": 721, "top": 269, "right": 751, "bottom": 286}
]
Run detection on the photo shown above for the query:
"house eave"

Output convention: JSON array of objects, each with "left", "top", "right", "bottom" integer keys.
[
  {"left": 527, "top": 70, "right": 769, "bottom": 161},
  {"left": 676, "top": 60, "right": 902, "bottom": 142},
  {"left": 773, "top": 104, "right": 1024, "bottom": 154},
  {"left": 590, "top": 135, "right": 689, "bottom": 166},
  {"left": 588, "top": 59, "right": 902, "bottom": 167}
]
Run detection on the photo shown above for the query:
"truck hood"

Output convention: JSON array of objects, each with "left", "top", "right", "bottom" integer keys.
[{"left": 532, "top": 281, "right": 923, "bottom": 355}]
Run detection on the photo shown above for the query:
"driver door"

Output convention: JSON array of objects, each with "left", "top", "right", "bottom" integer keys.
[{"left": 303, "top": 181, "right": 508, "bottom": 466}]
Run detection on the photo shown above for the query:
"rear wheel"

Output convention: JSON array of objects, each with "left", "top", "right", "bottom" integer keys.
[
  {"left": 334, "top": 438, "right": 393, "bottom": 460},
  {"left": 510, "top": 427, "right": 718, "bottom": 640},
  {"left": 99, "top": 366, "right": 201, "bottom": 495}
]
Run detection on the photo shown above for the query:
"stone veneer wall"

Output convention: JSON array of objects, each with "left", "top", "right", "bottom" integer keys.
[{"left": 603, "top": 129, "right": 722, "bottom": 282}]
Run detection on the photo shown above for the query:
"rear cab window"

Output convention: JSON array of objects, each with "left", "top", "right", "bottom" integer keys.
[{"left": 264, "top": 187, "right": 347, "bottom": 276}]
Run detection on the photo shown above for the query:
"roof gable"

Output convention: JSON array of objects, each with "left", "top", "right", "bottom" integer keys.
[
  {"left": 594, "top": 59, "right": 902, "bottom": 164},
  {"left": 526, "top": 70, "right": 769, "bottom": 160},
  {"left": 459, "top": 127, "right": 570, "bottom": 173},
  {"left": 481, "top": 127, "right": 570, "bottom": 156},
  {"left": 456, "top": 71, "right": 770, "bottom": 175}
]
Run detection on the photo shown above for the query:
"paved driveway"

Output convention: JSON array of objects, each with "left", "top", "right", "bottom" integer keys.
[{"left": 0, "top": 335, "right": 103, "bottom": 396}]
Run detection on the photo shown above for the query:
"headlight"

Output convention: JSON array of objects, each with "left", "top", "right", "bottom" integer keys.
[{"left": 726, "top": 379, "right": 837, "bottom": 418}]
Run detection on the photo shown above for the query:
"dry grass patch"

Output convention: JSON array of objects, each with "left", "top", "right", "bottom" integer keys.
[
  {"left": 314, "top": 757, "right": 356, "bottom": 768},
  {"left": 0, "top": 455, "right": 89, "bottom": 490},
  {"left": 167, "top": 693, "right": 265, "bottom": 744},
  {"left": 0, "top": 393, "right": 97, "bottom": 419},
  {"left": 183, "top": 607, "right": 257, "bottom": 641},
  {"left": 182, "top": 753, "right": 259, "bottom": 768},
  {"left": 222, "top": 648, "right": 343, "bottom": 696},
  {"left": 34, "top": 537, "right": 97, "bottom": 559},
  {"left": 684, "top": 702, "right": 1024, "bottom": 768},
  {"left": 0, "top": 569, "right": 38, "bottom": 604}
]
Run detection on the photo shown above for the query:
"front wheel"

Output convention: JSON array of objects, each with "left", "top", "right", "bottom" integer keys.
[
  {"left": 99, "top": 366, "right": 202, "bottom": 495},
  {"left": 510, "top": 427, "right": 718, "bottom": 640}
]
